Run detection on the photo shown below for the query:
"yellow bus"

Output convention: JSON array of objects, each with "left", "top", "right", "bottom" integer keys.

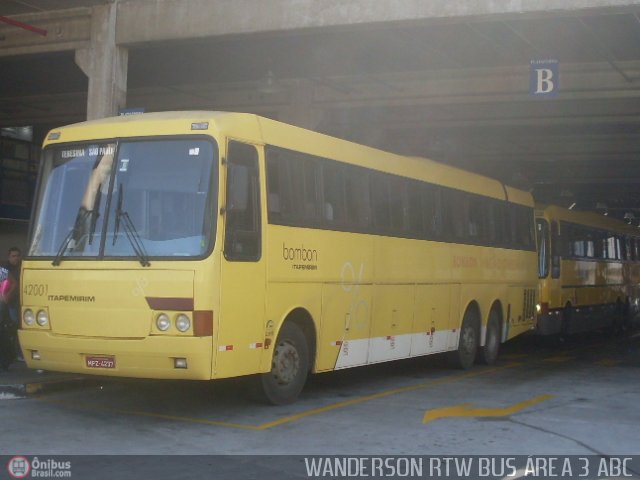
[
  {"left": 20, "top": 111, "right": 537, "bottom": 404},
  {"left": 535, "top": 204, "right": 640, "bottom": 336}
]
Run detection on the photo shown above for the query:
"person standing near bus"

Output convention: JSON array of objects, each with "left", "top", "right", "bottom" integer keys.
[
  {"left": 1, "top": 247, "right": 22, "bottom": 365},
  {"left": 3, "top": 247, "right": 22, "bottom": 323}
]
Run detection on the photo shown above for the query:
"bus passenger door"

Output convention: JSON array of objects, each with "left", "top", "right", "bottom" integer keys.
[{"left": 216, "top": 141, "right": 266, "bottom": 378}]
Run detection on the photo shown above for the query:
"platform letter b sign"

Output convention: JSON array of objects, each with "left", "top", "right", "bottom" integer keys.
[{"left": 530, "top": 59, "right": 559, "bottom": 97}]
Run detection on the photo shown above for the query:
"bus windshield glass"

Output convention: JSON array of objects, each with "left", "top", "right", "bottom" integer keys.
[{"left": 29, "top": 138, "right": 217, "bottom": 260}]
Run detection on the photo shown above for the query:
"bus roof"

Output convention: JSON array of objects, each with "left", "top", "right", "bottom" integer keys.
[
  {"left": 536, "top": 204, "right": 639, "bottom": 235},
  {"left": 45, "top": 111, "right": 532, "bottom": 206}
]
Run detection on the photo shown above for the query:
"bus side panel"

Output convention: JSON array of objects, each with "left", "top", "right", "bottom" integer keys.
[
  {"left": 603, "top": 260, "right": 624, "bottom": 303},
  {"left": 448, "top": 284, "right": 461, "bottom": 350},
  {"left": 571, "top": 259, "right": 598, "bottom": 307},
  {"left": 628, "top": 262, "right": 640, "bottom": 316},
  {"left": 412, "top": 284, "right": 453, "bottom": 355},
  {"left": 215, "top": 260, "right": 265, "bottom": 379},
  {"left": 192, "top": 255, "right": 221, "bottom": 380},
  {"left": 368, "top": 285, "right": 413, "bottom": 364},
  {"left": 319, "top": 283, "right": 372, "bottom": 371},
  {"left": 266, "top": 226, "right": 374, "bottom": 372}
]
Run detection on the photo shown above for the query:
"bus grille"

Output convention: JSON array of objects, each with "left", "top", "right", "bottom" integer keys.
[{"left": 523, "top": 288, "right": 536, "bottom": 320}]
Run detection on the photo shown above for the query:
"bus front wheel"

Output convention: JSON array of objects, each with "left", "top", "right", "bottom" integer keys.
[
  {"left": 449, "top": 310, "right": 478, "bottom": 370},
  {"left": 259, "top": 322, "right": 309, "bottom": 405}
]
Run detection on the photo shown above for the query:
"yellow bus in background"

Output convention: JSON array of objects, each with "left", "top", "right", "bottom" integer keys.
[
  {"left": 535, "top": 204, "right": 640, "bottom": 336},
  {"left": 20, "top": 111, "right": 537, "bottom": 404}
]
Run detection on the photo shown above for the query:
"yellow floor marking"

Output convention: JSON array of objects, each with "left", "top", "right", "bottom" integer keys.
[
  {"left": 37, "top": 362, "right": 522, "bottom": 431},
  {"left": 543, "top": 355, "right": 575, "bottom": 363},
  {"left": 422, "top": 394, "right": 554, "bottom": 424},
  {"left": 595, "top": 358, "right": 623, "bottom": 367},
  {"left": 500, "top": 354, "right": 529, "bottom": 360},
  {"left": 30, "top": 338, "right": 618, "bottom": 430},
  {"left": 35, "top": 398, "right": 262, "bottom": 430}
]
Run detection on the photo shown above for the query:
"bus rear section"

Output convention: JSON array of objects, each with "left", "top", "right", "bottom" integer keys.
[{"left": 535, "top": 205, "right": 639, "bottom": 335}]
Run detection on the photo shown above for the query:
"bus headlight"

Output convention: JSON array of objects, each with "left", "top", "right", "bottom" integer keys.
[
  {"left": 23, "top": 309, "right": 35, "bottom": 326},
  {"left": 175, "top": 314, "right": 191, "bottom": 332},
  {"left": 156, "top": 313, "right": 171, "bottom": 331},
  {"left": 36, "top": 310, "right": 49, "bottom": 326}
]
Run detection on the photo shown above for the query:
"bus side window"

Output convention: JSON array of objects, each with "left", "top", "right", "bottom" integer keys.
[
  {"left": 406, "top": 180, "right": 424, "bottom": 238},
  {"left": 551, "top": 220, "right": 561, "bottom": 279},
  {"left": 371, "top": 173, "right": 391, "bottom": 231},
  {"left": 345, "top": 166, "right": 370, "bottom": 230},
  {"left": 224, "top": 141, "right": 261, "bottom": 261},
  {"left": 322, "top": 162, "right": 346, "bottom": 225},
  {"left": 423, "top": 184, "right": 442, "bottom": 239}
]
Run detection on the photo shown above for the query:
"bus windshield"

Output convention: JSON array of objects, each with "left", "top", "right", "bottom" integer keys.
[{"left": 29, "top": 138, "right": 218, "bottom": 261}]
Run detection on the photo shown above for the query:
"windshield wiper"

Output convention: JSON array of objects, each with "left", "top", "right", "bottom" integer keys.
[
  {"left": 88, "top": 184, "right": 102, "bottom": 245},
  {"left": 112, "top": 184, "right": 150, "bottom": 267},
  {"left": 51, "top": 208, "right": 91, "bottom": 266},
  {"left": 112, "top": 187, "right": 123, "bottom": 245},
  {"left": 52, "top": 184, "right": 103, "bottom": 266}
]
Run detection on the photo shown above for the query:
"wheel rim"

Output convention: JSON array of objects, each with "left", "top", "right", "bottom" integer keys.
[{"left": 271, "top": 340, "right": 300, "bottom": 385}]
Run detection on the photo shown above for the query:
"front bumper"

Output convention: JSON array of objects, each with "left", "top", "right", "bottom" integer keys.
[{"left": 18, "top": 329, "right": 213, "bottom": 380}]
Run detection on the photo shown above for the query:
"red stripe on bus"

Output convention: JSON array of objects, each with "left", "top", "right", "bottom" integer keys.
[{"left": 146, "top": 297, "right": 194, "bottom": 311}]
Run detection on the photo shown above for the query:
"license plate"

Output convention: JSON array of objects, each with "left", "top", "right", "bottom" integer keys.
[{"left": 85, "top": 355, "right": 116, "bottom": 369}]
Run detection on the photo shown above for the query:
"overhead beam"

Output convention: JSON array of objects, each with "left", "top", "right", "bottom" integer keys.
[
  {"left": 3, "top": 0, "right": 640, "bottom": 56},
  {"left": 115, "top": 0, "right": 640, "bottom": 45},
  {"left": 0, "top": 8, "right": 91, "bottom": 56},
  {"left": 0, "top": 15, "right": 47, "bottom": 36}
]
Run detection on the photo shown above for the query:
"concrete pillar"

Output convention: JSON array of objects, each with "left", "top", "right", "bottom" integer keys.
[
  {"left": 75, "top": 3, "right": 128, "bottom": 120},
  {"left": 279, "top": 79, "right": 323, "bottom": 131}
]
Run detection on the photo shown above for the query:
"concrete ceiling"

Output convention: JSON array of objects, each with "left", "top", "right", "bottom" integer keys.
[
  {"left": 0, "top": 0, "right": 106, "bottom": 15},
  {"left": 1, "top": 1, "right": 640, "bottom": 219}
]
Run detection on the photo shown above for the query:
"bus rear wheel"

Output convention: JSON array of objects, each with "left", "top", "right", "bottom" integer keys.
[
  {"left": 449, "top": 309, "right": 478, "bottom": 370},
  {"left": 259, "top": 322, "right": 309, "bottom": 405},
  {"left": 479, "top": 311, "right": 500, "bottom": 365},
  {"left": 611, "top": 300, "right": 630, "bottom": 337}
]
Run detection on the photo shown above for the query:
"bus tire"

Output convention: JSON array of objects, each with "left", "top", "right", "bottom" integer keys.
[
  {"left": 449, "top": 309, "right": 478, "bottom": 370},
  {"left": 624, "top": 300, "right": 632, "bottom": 334},
  {"left": 480, "top": 310, "right": 500, "bottom": 366},
  {"left": 612, "top": 300, "right": 630, "bottom": 337},
  {"left": 259, "top": 322, "right": 309, "bottom": 405},
  {"left": 561, "top": 305, "right": 572, "bottom": 340}
]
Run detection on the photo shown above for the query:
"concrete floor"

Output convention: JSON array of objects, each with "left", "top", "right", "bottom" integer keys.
[{"left": 1, "top": 331, "right": 639, "bottom": 479}]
